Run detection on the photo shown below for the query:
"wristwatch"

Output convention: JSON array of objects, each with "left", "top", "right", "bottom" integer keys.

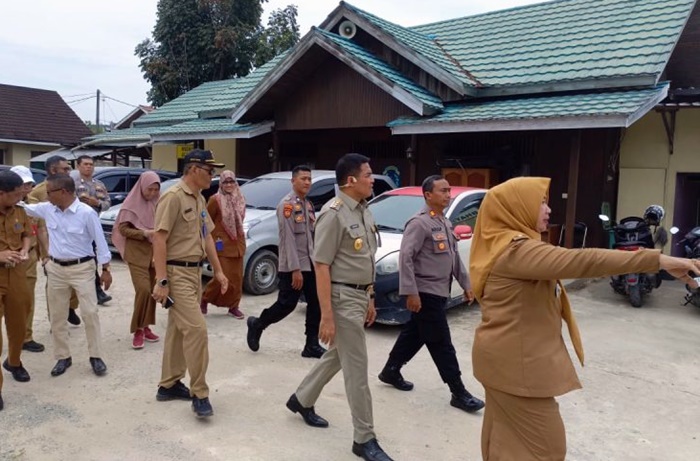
[{"left": 157, "top": 278, "right": 169, "bottom": 287}]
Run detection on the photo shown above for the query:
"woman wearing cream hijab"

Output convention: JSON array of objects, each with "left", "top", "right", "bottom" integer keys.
[{"left": 469, "top": 177, "right": 700, "bottom": 461}]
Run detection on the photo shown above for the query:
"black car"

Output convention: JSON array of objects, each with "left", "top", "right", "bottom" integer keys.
[
  {"left": 100, "top": 175, "right": 249, "bottom": 253},
  {"left": 0, "top": 165, "right": 47, "bottom": 183},
  {"left": 89, "top": 167, "right": 179, "bottom": 206}
]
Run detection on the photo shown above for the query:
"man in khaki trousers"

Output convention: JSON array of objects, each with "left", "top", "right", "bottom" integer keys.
[{"left": 286, "top": 154, "right": 394, "bottom": 461}]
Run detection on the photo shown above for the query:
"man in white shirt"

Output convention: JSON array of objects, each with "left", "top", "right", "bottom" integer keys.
[{"left": 22, "top": 174, "right": 112, "bottom": 377}]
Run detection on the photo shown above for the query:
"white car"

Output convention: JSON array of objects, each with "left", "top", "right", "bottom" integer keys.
[{"left": 368, "top": 186, "right": 487, "bottom": 324}]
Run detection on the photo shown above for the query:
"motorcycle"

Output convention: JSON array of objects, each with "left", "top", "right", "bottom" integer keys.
[
  {"left": 670, "top": 225, "right": 700, "bottom": 308},
  {"left": 599, "top": 214, "right": 662, "bottom": 307}
]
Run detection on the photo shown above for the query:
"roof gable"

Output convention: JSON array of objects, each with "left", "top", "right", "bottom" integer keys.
[{"left": 0, "top": 83, "right": 92, "bottom": 146}]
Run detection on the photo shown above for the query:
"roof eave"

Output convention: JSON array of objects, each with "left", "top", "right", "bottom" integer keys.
[
  {"left": 151, "top": 121, "right": 274, "bottom": 142},
  {"left": 0, "top": 138, "right": 61, "bottom": 147},
  {"left": 231, "top": 32, "right": 437, "bottom": 122},
  {"left": 477, "top": 75, "right": 660, "bottom": 98},
  {"left": 320, "top": 5, "right": 474, "bottom": 97}
]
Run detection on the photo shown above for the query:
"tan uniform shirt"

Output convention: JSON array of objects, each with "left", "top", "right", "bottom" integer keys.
[
  {"left": 154, "top": 180, "right": 214, "bottom": 262},
  {"left": 399, "top": 205, "right": 469, "bottom": 297},
  {"left": 472, "top": 238, "right": 660, "bottom": 398},
  {"left": 313, "top": 191, "right": 378, "bottom": 285},
  {"left": 0, "top": 205, "right": 30, "bottom": 252},
  {"left": 278, "top": 191, "right": 315, "bottom": 272}
]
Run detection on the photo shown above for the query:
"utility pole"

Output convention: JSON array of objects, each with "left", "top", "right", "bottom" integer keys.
[{"left": 95, "top": 89, "right": 101, "bottom": 129}]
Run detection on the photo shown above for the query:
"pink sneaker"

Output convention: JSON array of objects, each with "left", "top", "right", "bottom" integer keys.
[
  {"left": 227, "top": 307, "right": 244, "bottom": 319},
  {"left": 144, "top": 327, "right": 160, "bottom": 342},
  {"left": 132, "top": 330, "right": 145, "bottom": 349},
  {"left": 200, "top": 300, "right": 208, "bottom": 315}
]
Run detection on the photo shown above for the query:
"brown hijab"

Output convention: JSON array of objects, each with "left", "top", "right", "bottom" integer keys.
[{"left": 469, "top": 177, "right": 584, "bottom": 365}]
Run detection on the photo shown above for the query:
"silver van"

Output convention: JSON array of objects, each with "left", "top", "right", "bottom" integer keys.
[{"left": 204, "top": 170, "right": 396, "bottom": 295}]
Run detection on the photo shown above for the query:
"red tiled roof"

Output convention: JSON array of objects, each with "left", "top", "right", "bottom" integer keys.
[{"left": 0, "top": 83, "right": 93, "bottom": 146}]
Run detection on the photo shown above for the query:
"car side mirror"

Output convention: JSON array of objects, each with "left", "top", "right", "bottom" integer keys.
[{"left": 454, "top": 225, "right": 473, "bottom": 240}]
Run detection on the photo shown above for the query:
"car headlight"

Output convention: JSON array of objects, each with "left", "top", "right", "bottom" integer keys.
[
  {"left": 376, "top": 251, "right": 400, "bottom": 275},
  {"left": 242, "top": 218, "right": 261, "bottom": 238}
]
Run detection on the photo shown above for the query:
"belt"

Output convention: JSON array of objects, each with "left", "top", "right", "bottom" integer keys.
[
  {"left": 166, "top": 260, "right": 204, "bottom": 268},
  {"left": 333, "top": 282, "right": 374, "bottom": 292},
  {"left": 50, "top": 256, "right": 93, "bottom": 267}
]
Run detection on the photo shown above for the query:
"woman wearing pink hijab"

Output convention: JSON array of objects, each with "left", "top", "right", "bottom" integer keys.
[
  {"left": 113, "top": 171, "right": 161, "bottom": 349},
  {"left": 200, "top": 170, "right": 246, "bottom": 318}
]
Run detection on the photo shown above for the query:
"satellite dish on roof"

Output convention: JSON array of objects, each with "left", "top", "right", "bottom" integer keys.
[{"left": 339, "top": 20, "right": 357, "bottom": 39}]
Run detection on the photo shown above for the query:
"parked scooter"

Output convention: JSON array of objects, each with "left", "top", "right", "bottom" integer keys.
[
  {"left": 670, "top": 225, "right": 700, "bottom": 308},
  {"left": 599, "top": 205, "right": 666, "bottom": 307}
]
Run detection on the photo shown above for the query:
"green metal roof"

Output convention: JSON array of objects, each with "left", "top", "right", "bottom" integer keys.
[
  {"left": 152, "top": 119, "right": 270, "bottom": 136},
  {"left": 317, "top": 29, "right": 443, "bottom": 110},
  {"left": 133, "top": 55, "right": 285, "bottom": 127},
  {"left": 388, "top": 83, "right": 669, "bottom": 131},
  {"left": 409, "top": 0, "right": 695, "bottom": 88},
  {"left": 341, "top": 3, "right": 476, "bottom": 88},
  {"left": 82, "top": 127, "right": 153, "bottom": 144}
]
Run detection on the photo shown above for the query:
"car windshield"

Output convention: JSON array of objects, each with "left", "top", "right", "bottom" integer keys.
[
  {"left": 369, "top": 195, "right": 432, "bottom": 232},
  {"left": 239, "top": 177, "right": 292, "bottom": 210}
]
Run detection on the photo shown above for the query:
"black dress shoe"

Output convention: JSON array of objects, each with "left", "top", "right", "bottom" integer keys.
[
  {"left": 352, "top": 438, "right": 394, "bottom": 461},
  {"left": 301, "top": 343, "right": 326, "bottom": 359},
  {"left": 246, "top": 316, "right": 263, "bottom": 352},
  {"left": 22, "top": 340, "right": 45, "bottom": 353},
  {"left": 3, "top": 359, "right": 30, "bottom": 382},
  {"left": 97, "top": 291, "right": 112, "bottom": 305},
  {"left": 51, "top": 357, "right": 72, "bottom": 376},
  {"left": 67, "top": 309, "right": 81, "bottom": 326},
  {"left": 286, "top": 394, "right": 329, "bottom": 428},
  {"left": 378, "top": 365, "right": 414, "bottom": 391},
  {"left": 156, "top": 380, "right": 193, "bottom": 401},
  {"left": 192, "top": 397, "right": 214, "bottom": 417},
  {"left": 89, "top": 357, "right": 107, "bottom": 376},
  {"left": 450, "top": 392, "right": 485, "bottom": 413}
]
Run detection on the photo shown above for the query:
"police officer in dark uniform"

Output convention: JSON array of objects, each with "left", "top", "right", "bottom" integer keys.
[
  {"left": 378, "top": 175, "right": 485, "bottom": 413},
  {"left": 246, "top": 165, "right": 326, "bottom": 358}
]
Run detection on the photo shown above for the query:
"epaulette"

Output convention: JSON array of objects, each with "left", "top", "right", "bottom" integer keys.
[{"left": 329, "top": 198, "right": 343, "bottom": 210}]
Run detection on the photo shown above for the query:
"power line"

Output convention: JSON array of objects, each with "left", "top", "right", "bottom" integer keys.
[
  {"left": 63, "top": 92, "right": 94, "bottom": 98},
  {"left": 102, "top": 93, "right": 139, "bottom": 108},
  {"left": 66, "top": 95, "right": 96, "bottom": 105}
]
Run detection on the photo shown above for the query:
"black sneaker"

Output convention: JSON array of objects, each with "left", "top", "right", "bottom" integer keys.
[
  {"left": 22, "top": 340, "right": 45, "bottom": 353},
  {"left": 246, "top": 316, "right": 263, "bottom": 352},
  {"left": 301, "top": 343, "right": 327, "bottom": 359},
  {"left": 192, "top": 397, "right": 214, "bottom": 418},
  {"left": 156, "top": 380, "right": 193, "bottom": 401}
]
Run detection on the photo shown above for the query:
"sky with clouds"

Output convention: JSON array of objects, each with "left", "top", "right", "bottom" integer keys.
[{"left": 0, "top": 0, "right": 541, "bottom": 124}]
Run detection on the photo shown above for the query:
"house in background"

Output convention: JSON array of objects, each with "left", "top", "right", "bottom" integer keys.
[
  {"left": 83, "top": 0, "right": 698, "bottom": 248},
  {"left": 0, "top": 83, "right": 92, "bottom": 166}
]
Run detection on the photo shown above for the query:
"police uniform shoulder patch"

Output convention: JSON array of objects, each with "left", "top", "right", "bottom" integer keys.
[{"left": 283, "top": 203, "right": 293, "bottom": 218}]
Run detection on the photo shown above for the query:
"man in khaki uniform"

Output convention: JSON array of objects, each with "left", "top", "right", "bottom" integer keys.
[
  {"left": 0, "top": 170, "right": 33, "bottom": 409},
  {"left": 286, "top": 154, "right": 394, "bottom": 461},
  {"left": 378, "top": 175, "right": 485, "bottom": 414},
  {"left": 9, "top": 166, "right": 47, "bottom": 353},
  {"left": 152, "top": 149, "right": 229, "bottom": 419},
  {"left": 246, "top": 165, "right": 325, "bottom": 358},
  {"left": 27, "top": 155, "right": 81, "bottom": 327}
]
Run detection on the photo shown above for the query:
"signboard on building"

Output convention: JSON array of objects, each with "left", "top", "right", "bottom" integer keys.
[{"left": 176, "top": 143, "right": 195, "bottom": 159}]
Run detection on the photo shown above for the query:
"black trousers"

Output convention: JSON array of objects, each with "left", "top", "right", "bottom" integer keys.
[
  {"left": 387, "top": 292, "right": 461, "bottom": 383},
  {"left": 258, "top": 270, "right": 321, "bottom": 340}
]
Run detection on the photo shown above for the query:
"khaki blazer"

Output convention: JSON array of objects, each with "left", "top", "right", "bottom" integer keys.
[{"left": 472, "top": 238, "right": 659, "bottom": 398}]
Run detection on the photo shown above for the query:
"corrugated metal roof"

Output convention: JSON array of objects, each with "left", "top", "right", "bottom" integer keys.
[
  {"left": 317, "top": 29, "right": 443, "bottom": 110},
  {"left": 388, "top": 83, "right": 669, "bottom": 128},
  {"left": 409, "top": 0, "right": 695, "bottom": 88},
  {"left": 82, "top": 127, "right": 153, "bottom": 143}
]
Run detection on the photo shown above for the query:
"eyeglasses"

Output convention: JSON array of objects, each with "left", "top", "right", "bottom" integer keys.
[
  {"left": 221, "top": 179, "right": 236, "bottom": 185},
  {"left": 195, "top": 165, "right": 215, "bottom": 176}
]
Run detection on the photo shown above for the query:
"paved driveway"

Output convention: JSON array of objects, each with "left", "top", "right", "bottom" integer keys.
[{"left": 1, "top": 261, "right": 699, "bottom": 460}]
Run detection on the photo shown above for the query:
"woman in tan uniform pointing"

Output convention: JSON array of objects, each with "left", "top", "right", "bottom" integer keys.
[{"left": 469, "top": 176, "right": 700, "bottom": 461}]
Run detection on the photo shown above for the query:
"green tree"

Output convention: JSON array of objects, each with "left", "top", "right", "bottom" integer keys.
[
  {"left": 136, "top": 0, "right": 299, "bottom": 107},
  {"left": 254, "top": 5, "right": 300, "bottom": 68}
]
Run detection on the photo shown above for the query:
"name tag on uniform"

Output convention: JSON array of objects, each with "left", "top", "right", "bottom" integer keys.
[{"left": 350, "top": 224, "right": 360, "bottom": 229}]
